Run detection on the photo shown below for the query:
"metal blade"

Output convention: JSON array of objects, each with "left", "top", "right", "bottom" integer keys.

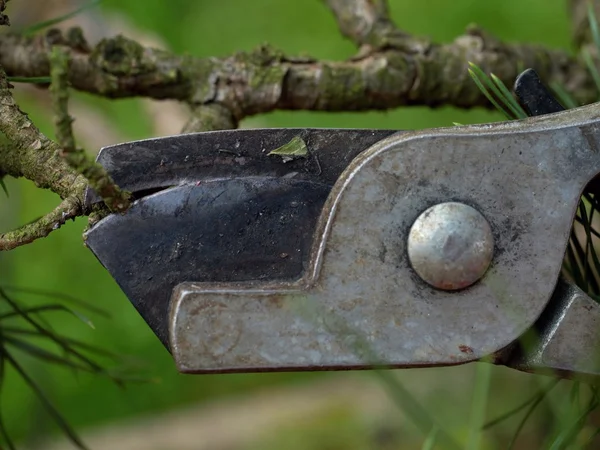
[
  {"left": 84, "top": 177, "right": 330, "bottom": 347},
  {"left": 514, "top": 69, "right": 565, "bottom": 117},
  {"left": 85, "top": 128, "right": 396, "bottom": 205}
]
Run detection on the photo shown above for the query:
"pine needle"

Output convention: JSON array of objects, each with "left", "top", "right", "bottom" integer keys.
[
  {"left": 550, "top": 82, "right": 578, "bottom": 109},
  {"left": 0, "top": 178, "right": 7, "bottom": 198},
  {"left": 22, "top": 0, "right": 103, "bottom": 36},
  {"left": 7, "top": 77, "right": 51, "bottom": 84},
  {"left": 2, "top": 348, "right": 88, "bottom": 449}
]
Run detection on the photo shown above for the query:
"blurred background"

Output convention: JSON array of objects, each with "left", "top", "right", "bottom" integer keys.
[{"left": 0, "top": 0, "right": 591, "bottom": 449}]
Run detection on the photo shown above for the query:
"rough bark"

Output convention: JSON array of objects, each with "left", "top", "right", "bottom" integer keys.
[{"left": 0, "top": 28, "right": 593, "bottom": 116}]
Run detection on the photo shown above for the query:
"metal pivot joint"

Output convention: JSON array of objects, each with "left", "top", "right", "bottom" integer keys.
[{"left": 407, "top": 202, "right": 494, "bottom": 291}]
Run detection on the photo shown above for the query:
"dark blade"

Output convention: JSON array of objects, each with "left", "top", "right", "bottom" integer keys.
[
  {"left": 84, "top": 177, "right": 330, "bottom": 348},
  {"left": 85, "top": 128, "right": 397, "bottom": 205},
  {"left": 514, "top": 69, "right": 565, "bottom": 117}
]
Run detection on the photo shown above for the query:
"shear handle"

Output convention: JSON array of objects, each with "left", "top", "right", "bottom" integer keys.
[{"left": 502, "top": 277, "right": 600, "bottom": 381}]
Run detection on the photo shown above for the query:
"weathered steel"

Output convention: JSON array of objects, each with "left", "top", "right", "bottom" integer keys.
[
  {"left": 85, "top": 128, "right": 396, "bottom": 204},
  {"left": 85, "top": 177, "right": 330, "bottom": 346},
  {"left": 170, "top": 102, "right": 600, "bottom": 374},
  {"left": 84, "top": 77, "right": 600, "bottom": 379},
  {"left": 84, "top": 128, "right": 396, "bottom": 347}
]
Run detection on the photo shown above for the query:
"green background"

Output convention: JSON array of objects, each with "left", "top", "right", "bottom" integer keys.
[{"left": 0, "top": 0, "right": 584, "bottom": 448}]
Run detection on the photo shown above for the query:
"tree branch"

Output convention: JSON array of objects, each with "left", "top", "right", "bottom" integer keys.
[
  {"left": 0, "top": 26, "right": 594, "bottom": 119},
  {"left": 322, "top": 0, "right": 413, "bottom": 50},
  {"left": 0, "top": 195, "right": 80, "bottom": 250},
  {"left": 181, "top": 103, "right": 237, "bottom": 133},
  {"left": 0, "top": 67, "right": 86, "bottom": 250},
  {"left": 0, "top": 66, "right": 83, "bottom": 199},
  {"left": 49, "top": 46, "right": 130, "bottom": 212}
]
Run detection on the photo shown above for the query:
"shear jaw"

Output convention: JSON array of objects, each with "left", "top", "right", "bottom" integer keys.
[
  {"left": 169, "top": 102, "right": 600, "bottom": 377},
  {"left": 501, "top": 278, "right": 600, "bottom": 381}
]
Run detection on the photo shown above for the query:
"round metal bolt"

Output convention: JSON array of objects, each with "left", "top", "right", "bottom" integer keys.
[{"left": 407, "top": 202, "right": 494, "bottom": 290}]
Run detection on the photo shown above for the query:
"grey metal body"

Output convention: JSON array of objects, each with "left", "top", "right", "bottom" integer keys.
[
  {"left": 169, "top": 103, "right": 600, "bottom": 377},
  {"left": 84, "top": 99, "right": 600, "bottom": 380}
]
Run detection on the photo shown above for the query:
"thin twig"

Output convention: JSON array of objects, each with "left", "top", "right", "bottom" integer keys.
[
  {"left": 0, "top": 195, "right": 81, "bottom": 250},
  {"left": 49, "top": 46, "right": 130, "bottom": 213},
  {"left": 49, "top": 46, "right": 76, "bottom": 153},
  {"left": 0, "top": 66, "right": 84, "bottom": 200},
  {"left": 322, "top": 0, "right": 415, "bottom": 50}
]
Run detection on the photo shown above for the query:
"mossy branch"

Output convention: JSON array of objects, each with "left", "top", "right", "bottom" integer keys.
[
  {"left": 50, "top": 47, "right": 76, "bottom": 153},
  {"left": 322, "top": 0, "right": 410, "bottom": 50},
  {"left": 49, "top": 46, "right": 130, "bottom": 213},
  {"left": 0, "top": 195, "right": 80, "bottom": 250},
  {"left": 181, "top": 103, "right": 238, "bottom": 134},
  {"left": 0, "top": 24, "right": 595, "bottom": 116},
  {"left": 0, "top": 63, "right": 86, "bottom": 249},
  {"left": 0, "top": 67, "right": 82, "bottom": 199}
]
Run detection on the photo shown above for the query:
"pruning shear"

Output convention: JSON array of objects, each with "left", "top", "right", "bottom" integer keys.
[{"left": 83, "top": 70, "right": 600, "bottom": 381}]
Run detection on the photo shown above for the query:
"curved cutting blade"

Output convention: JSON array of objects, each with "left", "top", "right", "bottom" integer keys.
[
  {"left": 84, "top": 128, "right": 396, "bottom": 205},
  {"left": 84, "top": 177, "right": 330, "bottom": 347}
]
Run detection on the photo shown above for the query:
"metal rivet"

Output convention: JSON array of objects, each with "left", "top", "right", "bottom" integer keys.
[{"left": 407, "top": 202, "right": 494, "bottom": 290}]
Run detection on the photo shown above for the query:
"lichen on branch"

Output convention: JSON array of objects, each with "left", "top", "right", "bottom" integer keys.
[
  {"left": 0, "top": 195, "right": 80, "bottom": 250},
  {"left": 49, "top": 46, "right": 130, "bottom": 213},
  {"left": 0, "top": 22, "right": 595, "bottom": 116},
  {"left": 0, "top": 67, "right": 81, "bottom": 199}
]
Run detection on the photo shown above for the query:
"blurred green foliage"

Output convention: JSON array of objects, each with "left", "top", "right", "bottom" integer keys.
[{"left": 0, "top": 0, "right": 584, "bottom": 447}]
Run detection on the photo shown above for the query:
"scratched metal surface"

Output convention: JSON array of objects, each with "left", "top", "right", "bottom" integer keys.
[
  {"left": 85, "top": 128, "right": 396, "bottom": 203},
  {"left": 85, "top": 177, "right": 329, "bottom": 346},
  {"left": 84, "top": 128, "right": 396, "bottom": 347},
  {"left": 170, "top": 102, "right": 600, "bottom": 373}
]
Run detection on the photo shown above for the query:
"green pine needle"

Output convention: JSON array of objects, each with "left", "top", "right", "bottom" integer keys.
[
  {"left": 0, "top": 304, "right": 95, "bottom": 329},
  {"left": 468, "top": 66, "right": 513, "bottom": 120},
  {"left": 22, "top": 0, "right": 102, "bottom": 36},
  {"left": 1, "top": 285, "right": 110, "bottom": 317},
  {"left": 589, "top": 2, "right": 600, "bottom": 53},
  {"left": 548, "top": 394, "right": 599, "bottom": 449},
  {"left": 489, "top": 73, "right": 528, "bottom": 119},
  {"left": 466, "top": 362, "right": 492, "bottom": 450},
  {"left": 483, "top": 379, "right": 560, "bottom": 430},
  {"left": 583, "top": 49, "right": 600, "bottom": 95},
  {"left": 421, "top": 426, "right": 439, "bottom": 450},
  {"left": 550, "top": 82, "right": 578, "bottom": 109},
  {"left": 0, "top": 178, "right": 7, "bottom": 198},
  {"left": 467, "top": 63, "right": 528, "bottom": 119},
  {"left": 7, "top": 76, "right": 51, "bottom": 84},
  {"left": 0, "top": 286, "right": 155, "bottom": 447},
  {"left": 2, "top": 348, "right": 88, "bottom": 449}
]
